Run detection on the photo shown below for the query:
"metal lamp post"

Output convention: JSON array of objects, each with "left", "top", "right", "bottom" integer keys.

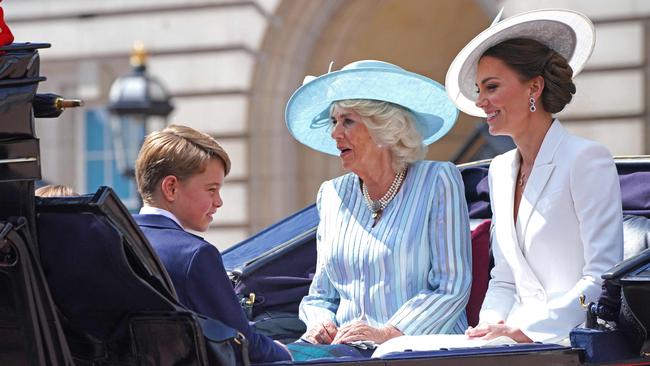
[{"left": 107, "top": 42, "right": 174, "bottom": 178}]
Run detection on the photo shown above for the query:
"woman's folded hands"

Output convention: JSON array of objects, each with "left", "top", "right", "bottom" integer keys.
[
  {"left": 303, "top": 320, "right": 338, "bottom": 344},
  {"left": 465, "top": 320, "right": 532, "bottom": 343},
  {"left": 304, "top": 320, "right": 403, "bottom": 345},
  {"left": 333, "top": 321, "right": 402, "bottom": 344}
]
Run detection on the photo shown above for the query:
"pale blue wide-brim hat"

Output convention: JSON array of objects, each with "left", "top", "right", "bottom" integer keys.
[{"left": 285, "top": 60, "right": 459, "bottom": 156}]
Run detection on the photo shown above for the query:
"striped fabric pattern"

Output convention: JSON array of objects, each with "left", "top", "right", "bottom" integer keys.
[{"left": 299, "top": 160, "right": 472, "bottom": 335}]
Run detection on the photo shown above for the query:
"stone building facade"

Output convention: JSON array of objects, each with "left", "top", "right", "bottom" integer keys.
[{"left": 4, "top": 0, "right": 648, "bottom": 248}]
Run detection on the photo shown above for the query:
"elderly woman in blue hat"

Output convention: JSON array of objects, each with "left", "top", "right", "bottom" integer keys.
[{"left": 285, "top": 60, "right": 472, "bottom": 345}]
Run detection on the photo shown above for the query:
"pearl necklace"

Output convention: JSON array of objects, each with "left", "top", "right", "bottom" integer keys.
[{"left": 362, "top": 168, "right": 406, "bottom": 225}]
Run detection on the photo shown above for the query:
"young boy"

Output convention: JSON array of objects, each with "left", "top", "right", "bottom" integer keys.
[{"left": 133, "top": 125, "right": 291, "bottom": 362}]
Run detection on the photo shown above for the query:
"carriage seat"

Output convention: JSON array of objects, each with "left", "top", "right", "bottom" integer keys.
[
  {"left": 36, "top": 187, "right": 241, "bottom": 365},
  {"left": 466, "top": 219, "right": 491, "bottom": 327},
  {"left": 623, "top": 214, "right": 650, "bottom": 259}
]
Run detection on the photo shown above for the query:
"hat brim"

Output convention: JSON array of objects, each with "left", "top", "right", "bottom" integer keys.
[
  {"left": 445, "top": 9, "right": 595, "bottom": 117},
  {"left": 285, "top": 67, "right": 458, "bottom": 156}
]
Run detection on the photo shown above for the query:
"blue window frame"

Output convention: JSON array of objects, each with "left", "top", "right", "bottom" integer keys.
[{"left": 85, "top": 109, "right": 144, "bottom": 211}]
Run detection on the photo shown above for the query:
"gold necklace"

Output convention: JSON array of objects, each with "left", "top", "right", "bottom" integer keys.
[
  {"left": 518, "top": 171, "right": 527, "bottom": 187},
  {"left": 518, "top": 165, "right": 531, "bottom": 187}
]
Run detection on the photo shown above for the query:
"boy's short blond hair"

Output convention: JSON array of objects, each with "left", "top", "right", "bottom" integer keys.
[
  {"left": 135, "top": 124, "right": 231, "bottom": 205},
  {"left": 35, "top": 184, "right": 77, "bottom": 197}
]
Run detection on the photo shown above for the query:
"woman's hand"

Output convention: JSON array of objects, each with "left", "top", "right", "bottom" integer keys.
[
  {"left": 303, "top": 320, "right": 338, "bottom": 344},
  {"left": 465, "top": 320, "right": 532, "bottom": 343},
  {"left": 332, "top": 321, "right": 403, "bottom": 344}
]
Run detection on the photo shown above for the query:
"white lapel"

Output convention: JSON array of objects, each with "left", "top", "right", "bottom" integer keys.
[
  {"left": 491, "top": 151, "right": 531, "bottom": 267},
  {"left": 500, "top": 149, "right": 519, "bottom": 239},
  {"left": 490, "top": 149, "right": 518, "bottom": 237},
  {"left": 518, "top": 120, "right": 565, "bottom": 239},
  {"left": 492, "top": 150, "right": 545, "bottom": 295}
]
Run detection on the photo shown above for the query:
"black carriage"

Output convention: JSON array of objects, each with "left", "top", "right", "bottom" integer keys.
[{"left": 2, "top": 43, "right": 650, "bottom": 366}]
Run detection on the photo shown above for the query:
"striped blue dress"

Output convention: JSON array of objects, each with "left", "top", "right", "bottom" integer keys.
[{"left": 299, "top": 160, "right": 472, "bottom": 335}]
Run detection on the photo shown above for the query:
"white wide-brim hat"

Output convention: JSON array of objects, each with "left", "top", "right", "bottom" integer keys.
[
  {"left": 445, "top": 9, "right": 595, "bottom": 117},
  {"left": 285, "top": 60, "right": 459, "bottom": 156}
]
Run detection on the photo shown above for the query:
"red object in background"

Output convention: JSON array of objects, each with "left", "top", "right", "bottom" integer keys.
[
  {"left": 466, "top": 219, "right": 492, "bottom": 327},
  {"left": 0, "top": 2, "right": 15, "bottom": 47}
]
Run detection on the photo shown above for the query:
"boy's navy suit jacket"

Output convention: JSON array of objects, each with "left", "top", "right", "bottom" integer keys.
[{"left": 133, "top": 214, "right": 291, "bottom": 363}]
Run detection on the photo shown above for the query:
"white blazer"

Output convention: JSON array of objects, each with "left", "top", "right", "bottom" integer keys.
[{"left": 479, "top": 120, "right": 624, "bottom": 342}]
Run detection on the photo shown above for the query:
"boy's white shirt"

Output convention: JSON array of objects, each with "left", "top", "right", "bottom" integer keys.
[{"left": 139, "top": 205, "right": 184, "bottom": 230}]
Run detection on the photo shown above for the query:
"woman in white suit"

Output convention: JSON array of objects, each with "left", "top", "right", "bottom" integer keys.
[{"left": 445, "top": 9, "right": 624, "bottom": 343}]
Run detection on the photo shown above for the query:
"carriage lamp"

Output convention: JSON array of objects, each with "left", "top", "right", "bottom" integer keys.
[{"left": 107, "top": 42, "right": 174, "bottom": 177}]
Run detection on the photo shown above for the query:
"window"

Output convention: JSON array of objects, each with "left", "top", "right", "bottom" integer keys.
[{"left": 85, "top": 108, "right": 144, "bottom": 211}]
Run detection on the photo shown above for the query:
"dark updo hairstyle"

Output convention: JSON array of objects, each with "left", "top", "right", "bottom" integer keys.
[{"left": 481, "top": 38, "right": 576, "bottom": 114}]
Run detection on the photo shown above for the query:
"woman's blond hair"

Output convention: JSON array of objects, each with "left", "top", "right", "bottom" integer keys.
[
  {"left": 332, "top": 100, "right": 426, "bottom": 172},
  {"left": 135, "top": 124, "right": 231, "bottom": 205}
]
